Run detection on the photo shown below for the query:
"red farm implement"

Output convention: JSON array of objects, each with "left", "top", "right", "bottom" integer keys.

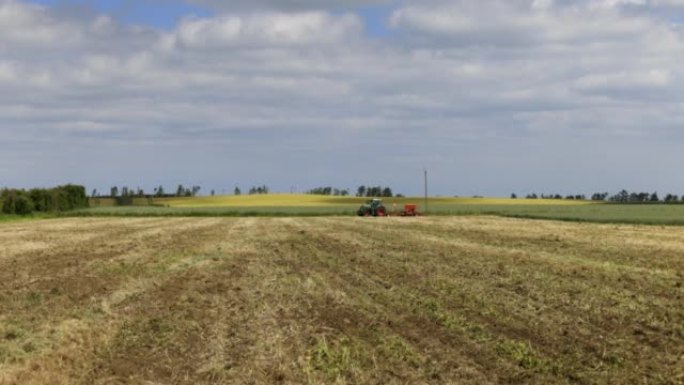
[
  {"left": 400, "top": 204, "right": 419, "bottom": 216},
  {"left": 357, "top": 199, "right": 421, "bottom": 217}
]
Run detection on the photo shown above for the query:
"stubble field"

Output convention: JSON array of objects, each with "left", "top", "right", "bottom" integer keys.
[{"left": 0, "top": 217, "right": 682, "bottom": 384}]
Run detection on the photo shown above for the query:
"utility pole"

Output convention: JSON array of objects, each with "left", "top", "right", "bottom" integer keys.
[{"left": 424, "top": 168, "right": 428, "bottom": 215}]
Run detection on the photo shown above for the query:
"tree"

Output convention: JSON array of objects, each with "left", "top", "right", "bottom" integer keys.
[
  {"left": 110, "top": 186, "right": 119, "bottom": 198},
  {"left": 249, "top": 185, "right": 269, "bottom": 195},
  {"left": 650, "top": 192, "right": 659, "bottom": 202},
  {"left": 1, "top": 190, "right": 34, "bottom": 215},
  {"left": 14, "top": 194, "right": 34, "bottom": 215},
  {"left": 29, "top": 189, "right": 50, "bottom": 212},
  {"left": 382, "top": 187, "right": 393, "bottom": 198},
  {"left": 176, "top": 185, "right": 185, "bottom": 197},
  {"left": 610, "top": 190, "right": 629, "bottom": 203},
  {"left": 592, "top": 192, "right": 608, "bottom": 201},
  {"left": 356, "top": 186, "right": 366, "bottom": 197},
  {"left": 234, "top": 187, "right": 241, "bottom": 195},
  {"left": 366, "top": 186, "right": 382, "bottom": 197},
  {"left": 308, "top": 187, "right": 334, "bottom": 195},
  {"left": 154, "top": 186, "right": 165, "bottom": 197},
  {"left": 211, "top": 190, "right": 215, "bottom": 196},
  {"left": 511, "top": 193, "right": 517, "bottom": 199},
  {"left": 3, "top": 185, "right": 87, "bottom": 214},
  {"left": 192, "top": 186, "right": 201, "bottom": 197},
  {"left": 91, "top": 189, "right": 98, "bottom": 198}
]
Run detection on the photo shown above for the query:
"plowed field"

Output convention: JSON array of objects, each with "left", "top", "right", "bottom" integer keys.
[{"left": 0, "top": 217, "right": 682, "bottom": 384}]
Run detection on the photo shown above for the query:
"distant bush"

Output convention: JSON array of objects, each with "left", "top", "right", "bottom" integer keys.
[
  {"left": 29, "top": 189, "right": 53, "bottom": 212},
  {"left": 2, "top": 190, "right": 34, "bottom": 215},
  {"left": 249, "top": 185, "right": 270, "bottom": 195},
  {"left": 14, "top": 194, "right": 34, "bottom": 215},
  {"left": 0, "top": 185, "right": 88, "bottom": 215},
  {"left": 60, "top": 184, "right": 88, "bottom": 210},
  {"left": 307, "top": 187, "right": 350, "bottom": 196},
  {"left": 356, "top": 185, "right": 395, "bottom": 198}
]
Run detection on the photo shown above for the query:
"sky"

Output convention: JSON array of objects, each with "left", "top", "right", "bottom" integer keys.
[{"left": 2, "top": 0, "right": 684, "bottom": 197}]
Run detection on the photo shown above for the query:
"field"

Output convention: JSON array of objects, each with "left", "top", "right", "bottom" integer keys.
[
  {"left": 1, "top": 217, "right": 682, "bottom": 384},
  {"left": 88, "top": 195, "right": 594, "bottom": 211},
  {"left": 81, "top": 194, "right": 684, "bottom": 225}
]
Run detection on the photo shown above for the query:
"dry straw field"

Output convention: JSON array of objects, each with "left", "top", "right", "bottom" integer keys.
[{"left": 0, "top": 217, "right": 682, "bottom": 384}]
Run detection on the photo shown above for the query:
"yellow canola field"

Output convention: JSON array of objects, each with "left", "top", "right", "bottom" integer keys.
[
  {"left": 153, "top": 194, "right": 352, "bottom": 207},
  {"left": 145, "top": 194, "right": 598, "bottom": 208}
]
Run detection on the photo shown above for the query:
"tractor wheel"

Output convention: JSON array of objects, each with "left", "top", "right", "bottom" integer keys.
[{"left": 376, "top": 207, "right": 387, "bottom": 217}]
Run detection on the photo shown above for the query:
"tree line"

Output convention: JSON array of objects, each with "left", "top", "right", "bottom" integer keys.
[
  {"left": 305, "top": 186, "right": 405, "bottom": 198},
  {"left": 247, "top": 185, "right": 269, "bottom": 195},
  {"left": 514, "top": 193, "right": 588, "bottom": 200},
  {"left": 91, "top": 184, "right": 404, "bottom": 199},
  {"left": 306, "top": 187, "right": 350, "bottom": 196},
  {"left": 356, "top": 186, "right": 397, "bottom": 198},
  {"left": 513, "top": 190, "right": 684, "bottom": 203},
  {"left": 91, "top": 184, "right": 275, "bottom": 203},
  {"left": 1, "top": 185, "right": 88, "bottom": 215},
  {"left": 307, "top": 185, "right": 400, "bottom": 198},
  {"left": 91, "top": 185, "right": 203, "bottom": 206},
  {"left": 96, "top": 184, "right": 202, "bottom": 199},
  {"left": 606, "top": 190, "right": 682, "bottom": 203}
]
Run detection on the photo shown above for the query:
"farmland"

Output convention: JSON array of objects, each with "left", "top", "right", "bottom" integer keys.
[
  {"left": 80, "top": 194, "right": 684, "bottom": 225},
  {"left": 1, "top": 217, "right": 682, "bottom": 384}
]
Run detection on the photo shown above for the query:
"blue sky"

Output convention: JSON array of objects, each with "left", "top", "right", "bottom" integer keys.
[
  {"left": 3, "top": 0, "right": 684, "bottom": 196},
  {"left": 26, "top": 0, "right": 212, "bottom": 28},
  {"left": 26, "top": 0, "right": 394, "bottom": 35},
  {"left": 356, "top": 4, "right": 394, "bottom": 37}
]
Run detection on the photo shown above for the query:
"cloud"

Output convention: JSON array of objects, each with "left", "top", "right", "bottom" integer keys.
[
  {"left": 389, "top": 0, "right": 673, "bottom": 46},
  {"left": 184, "top": 0, "right": 394, "bottom": 12},
  {"left": 574, "top": 69, "right": 672, "bottom": 91},
  {"left": 2, "top": 0, "right": 684, "bottom": 194},
  {"left": 593, "top": 0, "right": 684, "bottom": 8},
  {"left": 171, "top": 12, "right": 363, "bottom": 49}
]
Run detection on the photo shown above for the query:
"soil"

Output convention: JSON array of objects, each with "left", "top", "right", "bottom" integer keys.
[{"left": 0, "top": 217, "right": 682, "bottom": 384}]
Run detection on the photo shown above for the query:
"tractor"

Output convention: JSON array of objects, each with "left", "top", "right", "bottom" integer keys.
[{"left": 357, "top": 198, "right": 387, "bottom": 217}]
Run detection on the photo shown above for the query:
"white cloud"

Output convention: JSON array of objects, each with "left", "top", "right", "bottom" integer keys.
[
  {"left": 2, "top": 0, "right": 684, "bottom": 194},
  {"left": 594, "top": 0, "right": 684, "bottom": 8},
  {"left": 0, "top": 61, "right": 16, "bottom": 84},
  {"left": 0, "top": 0, "right": 78, "bottom": 47},
  {"left": 185, "top": 0, "right": 393, "bottom": 12},
  {"left": 390, "top": 0, "right": 669, "bottom": 46},
  {"left": 574, "top": 69, "right": 672, "bottom": 91},
  {"left": 172, "top": 12, "right": 363, "bottom": 49}
]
